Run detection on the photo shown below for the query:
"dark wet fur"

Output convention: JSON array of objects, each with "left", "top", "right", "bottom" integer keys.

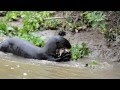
[{"left": 0, "top": 36, "right": 71, "bottom": 62}]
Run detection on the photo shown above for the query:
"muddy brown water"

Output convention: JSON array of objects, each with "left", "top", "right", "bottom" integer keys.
[
  {"left": 0, "top": 52, "right": 120, "bottom": 79},
  {"left": 0, "top": 30, "right": 120, "bottom": 79}
]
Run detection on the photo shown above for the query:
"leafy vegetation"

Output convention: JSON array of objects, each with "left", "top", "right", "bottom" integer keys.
[
  {"left": 0, "top": 11, "right": 63, "bottom": 48},
  {"left": 0, "top": 11, "right": 111, "bottom": 35},
  {"left": 83, "top": 11, "right": 107, "bottom": 33},
  {"left": 0, "top": 20, "right": 17, "bottom": 36},
  {"left": 19, "top": 33, "right": 45, "bottom": 47},
  {"left": 43, "top": 19, "right": 62, "bottom": 30},
  {"left": 0, "top": 11, "right": 55, "bottom": 47},
  {"left": 5, "top": 11, "right": 20, "bottom": 21},
  {"left": 70, "top": 43, "right": 92, "bottom": 60}
]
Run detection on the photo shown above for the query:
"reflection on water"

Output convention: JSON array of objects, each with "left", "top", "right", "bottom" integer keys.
[{"left": 0, "top": 52, "right": 120, "bottom": 79}]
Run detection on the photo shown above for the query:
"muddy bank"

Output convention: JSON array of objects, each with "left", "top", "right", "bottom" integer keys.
[
  {"left": 0, "top": 29, "right": 119, "bottom": 62},
  {"left": 36, "top": 30, "right": 120, "bottom": 62}
]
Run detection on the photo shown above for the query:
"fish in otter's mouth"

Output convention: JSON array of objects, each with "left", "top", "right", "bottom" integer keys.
[{"left": 56, "top": 48, "right": 71, "bottom": 57}]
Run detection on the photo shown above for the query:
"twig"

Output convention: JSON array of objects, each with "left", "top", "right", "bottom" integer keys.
[
  {"left": 44, "top": 16, "right": 78, "bottom": 20},
  {"left": 74, "top": 14, "right": 80, "bottom": 24}
]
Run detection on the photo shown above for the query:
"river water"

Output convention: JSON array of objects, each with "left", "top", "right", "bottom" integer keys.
[{"left": 0, "top": 52, "right": 120, "bottom": 79}]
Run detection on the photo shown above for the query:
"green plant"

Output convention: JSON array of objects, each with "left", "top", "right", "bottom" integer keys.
[
  {"left": 19, "top": 33, "right": 45, "bottom": 47},
  {"left": 43, "top": 19, "right": 62, "bottom": 30},
  {"left": 84, "top": 11, "right": 106, "bottom": 23},
  {"left": 5, "top": 11, "right": 20, "bottom": 21},
  {"left": 21, "top": 11, "right": 58, "bottom": 31},
  {"left": 70, "top": 42, "right": 92, "bottom": 60},
  {"left": 38, "top": 11, "right": 55, "bottom": 18},
  {"left": 23, "top": 18, "right": 41, "bottom": 32},
  {"left": 84, "top": 11, "right": 107, "bottom": 33},
  {"left": 0, "top": 21, "right": 16, "bottom": 35},
  {"left": 20, "top": 11, "right": 33, "bottom": 18},
  {"left": 0, "top": 21, "right": 7, "bottom": 34},
  {"left": 0, "top": 11, "right": 60, "bottom": 47}
]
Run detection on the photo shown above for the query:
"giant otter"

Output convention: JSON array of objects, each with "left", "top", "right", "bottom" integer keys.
[{"left": 0, "top": 36, "right": 71, "bottom": 62}]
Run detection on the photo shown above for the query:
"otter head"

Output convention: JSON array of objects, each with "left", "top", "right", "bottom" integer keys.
[
  {"left": 55, "top": 36, "right": 71, "bottom": 56},
  {"left": 55, "top": 36, "right": 71, "bottom": 49},
  {"left": 45, "top": 36, "right": 71, "bottom": 55}
]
